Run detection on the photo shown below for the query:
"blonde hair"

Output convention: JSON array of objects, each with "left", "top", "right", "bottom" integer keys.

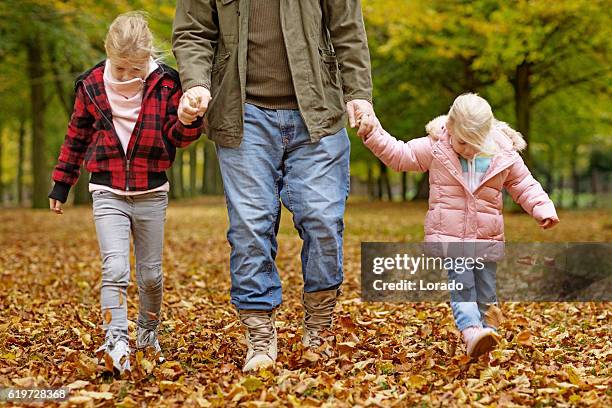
[
  {"left": 445, "top": 93, "right": 527, "bottom": 153},
  {"left": 447, "top": 93, "right": 494, "bottom": 153},
  {"left": 104, "top": 11, "right": 155, "bottom": 64}
]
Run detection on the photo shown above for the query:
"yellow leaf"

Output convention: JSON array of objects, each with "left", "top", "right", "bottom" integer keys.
[
  {"left": 480, "top": 366, "right": 500, "bottom": 381},
  {"left": 67, "top": 380, "right": 90, "bottom": 390},
  {"left": 407, "top": 374, "right": 427, "bottom": 389},
  {"left": 159, "top": 381, "right": 179, "bottom": 392},
  {"left": 564, "top": 364, "right": 584, "bottom": 386},
  {"left": 79, "top": 391, "right": 114, "bottom": 400},
  {"left": 241, "top": 376, "right": 263, "bottom": 393}
]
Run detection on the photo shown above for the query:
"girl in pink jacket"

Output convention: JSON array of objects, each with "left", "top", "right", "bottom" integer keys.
[{"left": 360, "top": 93, "right": 559, "bottom": 358}]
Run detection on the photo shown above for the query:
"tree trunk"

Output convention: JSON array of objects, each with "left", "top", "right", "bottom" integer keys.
[
  {"left": 367, "top": 163, "right": 374, "bottom": 201},
  {"left": 189, "top": 145, "right": 197, "bottom": 197},
  {"left": 174, "top": 150, "right": 184, "bottom": 198},
  {"left": 545, "top": 144, "right": 554, "bottom": 194},
  {"left": 203, "top": 140, "right": 223, "bottom": 194},
  {"left": 73, "top": 166, "right": 90, "bottom": 205},
  {"left": 557, "top": 175, "right": 564, "bottom": 209},
  {"left": 168, "top": 164, "right": 176, "bottom": 199},
  {"left": 571, "top": 152, "right": 579, "bottom": 208},
  {"left": 414, "top": 172, "right": 430, "bottom": 200},
  {"left": 17, "top": 118, "right": 26, "bottom": 206},
  {"left": 27, "top": 34, "right": 48, "bottom": 209},
  {"left": 0, "top": 123, "right": 3, "bottom": 204},
  {"left": 379, "top": 161, "right": 392, "bottom": 201},
  {"left": 200, "top": 141, "right": 207, "bottom": 195},
  {"left": 513, "top": 60, "right": 532, "bottom": 168}
]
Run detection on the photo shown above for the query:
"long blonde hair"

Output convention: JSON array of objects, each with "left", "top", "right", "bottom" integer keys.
[
  {"left": 104, "top": 11, "right": 156, "bottom": 63},
  {"left": 445, "top": 93, "right": 526, "bottom": 153}
]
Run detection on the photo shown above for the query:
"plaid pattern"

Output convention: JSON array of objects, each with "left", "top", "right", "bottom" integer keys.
[{"left": 51, "top": 61, "right": 202, "bottom": 198}]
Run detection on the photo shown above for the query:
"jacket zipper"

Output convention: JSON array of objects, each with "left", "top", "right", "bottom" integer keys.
[
  {"left": 81, "top": 82, "right": 129, "bottom": 188},
  {"left": 126, "top": 117, "right": 147, "bottom": 191},
  {"left": 124, "top": 79, "right": 154, "bottom": 191}
]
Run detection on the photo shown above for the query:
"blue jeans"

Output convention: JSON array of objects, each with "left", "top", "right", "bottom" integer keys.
[
  {"left": 216, "top": 103, "right": 350, "bottom": 310},
  {"left": 447, "top": 261, "right": 498, "bottom": 331}
]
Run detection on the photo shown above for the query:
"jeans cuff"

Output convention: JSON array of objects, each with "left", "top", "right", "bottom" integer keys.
[{"left": 456, "top": 321, "right": 483, "bottom": 331}]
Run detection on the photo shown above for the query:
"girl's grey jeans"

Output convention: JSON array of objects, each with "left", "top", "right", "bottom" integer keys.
[{"left": 92, "top": 190, "right": 168, "bottom": 342}]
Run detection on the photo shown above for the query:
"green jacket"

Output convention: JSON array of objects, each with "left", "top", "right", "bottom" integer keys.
[{"left": 172, "top": 0, "right": 373, "bottom": 148}]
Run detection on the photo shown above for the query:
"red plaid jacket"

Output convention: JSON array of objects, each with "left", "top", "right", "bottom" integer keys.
[{"left": 49, "top": 61, "right": 203, "bottom": 203}]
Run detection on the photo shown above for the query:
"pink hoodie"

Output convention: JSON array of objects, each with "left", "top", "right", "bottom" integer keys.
[{"left": 363, "top": 121, "right": 558, "bottom": 246}]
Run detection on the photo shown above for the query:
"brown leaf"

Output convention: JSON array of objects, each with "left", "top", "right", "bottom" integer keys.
[
  {"left": 484, "top": 304, "right": 505, "bottom": 328},
  {"left": 301, "top": 349, "right": 321, "bottom": 363},
  {"left": 103, "top": 309, "right": 112, "bottom": 325},
  {"left": 103, "top": 353, "right": 114, "bottom": 372},
  {"left": 516, "top": 330, "right": 532, "bottom": 346}
]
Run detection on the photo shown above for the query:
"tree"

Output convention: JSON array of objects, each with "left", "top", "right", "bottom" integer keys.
[{"left": 364, "top": 0, "right": 611, "bottom": 168}]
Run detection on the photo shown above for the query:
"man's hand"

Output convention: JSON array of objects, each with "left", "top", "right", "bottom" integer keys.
[
  {"left": 539, "top": 218, "right": 559, "bottom": 229},
  {"left": 178, "top": 86, "right": 211, "bottom": 125},
  {"left": 49, "top": 198, "right": 63, "bottom": 215},
  {"left": 347, "top": 99, "right": 376, "bottom": 138}
]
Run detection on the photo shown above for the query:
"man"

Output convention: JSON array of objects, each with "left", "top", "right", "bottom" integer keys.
[{"left": 173, "top": 0, "right": 376, "bottom": 372}]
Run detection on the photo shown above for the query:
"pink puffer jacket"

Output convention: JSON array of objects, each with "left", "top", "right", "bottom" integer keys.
[{"left": 363, "top": 122, "right": 558, "bottom": 244}]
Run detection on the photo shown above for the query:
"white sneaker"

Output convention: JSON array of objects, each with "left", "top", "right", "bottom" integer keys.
[
  {"left": 136, "top": 326, "right": 165, "bottom": 362},
  {"left": 96, "top": 333, "right": 131, "bottom": 375},
  {"left": 239, "top": 310, "right": 277, "bottom": 372},
  {"left": 462, "top": 327, "right": 500, "bottom": 358}
]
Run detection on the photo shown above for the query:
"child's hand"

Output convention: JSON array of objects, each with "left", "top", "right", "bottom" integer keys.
[
  {"left": 178, "top": 86, "right": 211, "bottom": 125},
  {"left": 49, "top": 198, "right": 64, "bottom": 215},
  {"left": 356, "top": 110, "right": 379, "bottom": 140},
  {"left": 539, "top": 217, "right": 559, "bottom": 229},
  {"left": 178, "top": 94, "right": 200, "bottom": 125}
]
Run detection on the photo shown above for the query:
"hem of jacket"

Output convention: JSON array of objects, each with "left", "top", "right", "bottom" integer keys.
[{"left": 89, "top": 171, "right": 168, "bottom": 191}]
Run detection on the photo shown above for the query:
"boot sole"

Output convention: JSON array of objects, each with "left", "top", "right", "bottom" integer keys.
[{"left": 470, "top": 332, "right": 499, "bottom": 359}]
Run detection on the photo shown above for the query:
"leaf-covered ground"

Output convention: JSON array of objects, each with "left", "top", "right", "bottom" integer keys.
[{"left": 1, "top": 199, "right": 610, "bottom": 407}]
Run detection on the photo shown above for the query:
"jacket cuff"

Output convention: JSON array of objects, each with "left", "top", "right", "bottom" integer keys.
[
  {"left": 183, "top": 80, "right": 211, "bottom": 92},
  {"left": 344, "top": 93, "right": 373, "bottom": 105},
  {"left": 183, "top": 116, "right": 204, "bottom": 130},
  {"left": 48, "top": 182, "right": 71, "bottom": 204},
  {"left": 532, "top": 201, "right": 558, "bottom": 222}
]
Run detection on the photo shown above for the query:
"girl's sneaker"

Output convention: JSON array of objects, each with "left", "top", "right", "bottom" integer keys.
[
  {"left": 136, "top": 326, "right": 165, "bottom": 362},
  {"left": 95, "top": 333, "right": 131, "bottom": 375},
  {"left": 462, "top": 326, "right": 500, "bottom": 359}
]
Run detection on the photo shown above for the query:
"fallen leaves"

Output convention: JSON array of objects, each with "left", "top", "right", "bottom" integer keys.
[{"left": 0, "top": 200, "right": 611, "bottom": 407}]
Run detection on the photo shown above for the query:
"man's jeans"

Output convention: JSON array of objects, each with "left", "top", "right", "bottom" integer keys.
[
  {"left": 447, "top": 261, "right": 498, "bottom": 331},
  {"left": 92, "top": 190, "right": 168, "bottom": 341},
  {"left": 217, "top": 103, "right": 350, "bottom": 311}
]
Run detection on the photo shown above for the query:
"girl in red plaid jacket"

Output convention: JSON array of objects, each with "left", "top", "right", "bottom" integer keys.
[{"left": 48, "top": 12, "right": 203, "bottom": 375}]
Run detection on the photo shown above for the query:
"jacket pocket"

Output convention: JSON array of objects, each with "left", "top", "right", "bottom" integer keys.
[
  {"left": 212, "top": 52, "right": 231, "bottom": 74},
  {"left": 217, "top": 0, "right": 239, "bottom": 38},
  {"left": 319, "top": 48, "right": 340, "bottom": 86}
]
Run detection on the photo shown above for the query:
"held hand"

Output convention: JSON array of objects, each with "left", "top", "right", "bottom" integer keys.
[
  {"left": 184, "top": 86, "right": 211, "bottom": 117},
  {"left": 539, "top": 217, "right": 559, "bottom": 229},
  {"left": 49, "top": 198, "right": 64, "bottom": 215},
  {"left": 178, "top": 94, "right": 200, "bottom": 125},
  {"left": 347, "top": 99, "right": 377, "bottom": 138},
  {"left": 355, "top": 110, "right": 380, "bottom": 141},
  {"left": 178, "top": 86, "right": 212, "bottom": 125}
]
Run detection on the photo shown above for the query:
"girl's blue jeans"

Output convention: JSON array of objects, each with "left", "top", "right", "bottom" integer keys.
[{"left": 447, "top": 261, "right": 498, "bottom": 331}]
